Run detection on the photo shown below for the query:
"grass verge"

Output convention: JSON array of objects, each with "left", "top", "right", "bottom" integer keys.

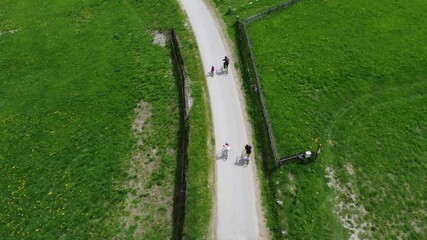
[{"left": 177, "top": 20, "right": 215, "bottom": 240}]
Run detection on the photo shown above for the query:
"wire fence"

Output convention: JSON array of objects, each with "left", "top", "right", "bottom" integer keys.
[
  {"left": 169, "top": 29, "right": 189, "bottom": 240},
  {"left": 244, "top": 0, "right": 298, "bottom": 24},
  {"left": 237, "top": 0, "right": 299, "bottom": 166}
]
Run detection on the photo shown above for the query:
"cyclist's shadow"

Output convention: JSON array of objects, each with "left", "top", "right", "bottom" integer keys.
[
  {"left": 206, "top": 71, "right": 214, "bottom": 77},
  {"left": 216, "top": 152, "right": 227, "bottom": 161},
  {"left": 215, "top": 68, "right": 228, "bottom": 76},
  {"left": 234, "top": 155, "right": 249, "bottom": 167}
]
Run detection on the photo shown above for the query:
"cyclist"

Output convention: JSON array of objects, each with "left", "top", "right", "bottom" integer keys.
[
  {"left": 223, "top": 56, "right": 229, "bottom": 69},
  {"left": 210, "top": 65, "right": 215, "bottom": 76},
  {"left": 244, "top": 144, "right": 252, "bottom": 159},
  {"left": 222, "top": 142, "right": 231, "bottom": 159}
]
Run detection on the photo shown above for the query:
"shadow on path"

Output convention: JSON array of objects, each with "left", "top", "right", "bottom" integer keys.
[
  {"left": 215, "top": 68, "right": 228, "bottom": 76},
  {"left": 216, "top": 152, "right": 227, "bottom": 161},
  {"left": 234, "top": 156, "right": 249, "bottom": 167},
  {"left": 206, "top": 71, "right": 214, "bottom": 77}
]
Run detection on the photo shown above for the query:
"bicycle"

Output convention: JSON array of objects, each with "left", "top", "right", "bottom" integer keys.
[
  {"left": 217, "top": 66, "right": 228, "bottom": 75},
  {"left": 240, "top": 150, "right": 250, "bottom": 166}
]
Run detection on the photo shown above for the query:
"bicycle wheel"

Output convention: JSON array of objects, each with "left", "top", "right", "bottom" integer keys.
[{"left": 223, "top": 150, "right": 228, "bottom": 160}]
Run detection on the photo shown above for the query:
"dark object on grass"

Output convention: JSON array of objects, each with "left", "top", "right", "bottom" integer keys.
[
  {"left": 226, "top": 6, "right": 232, "bottom": 15},
  {"left": 278, "top": 145, "right": 321, "bottom": 166}
]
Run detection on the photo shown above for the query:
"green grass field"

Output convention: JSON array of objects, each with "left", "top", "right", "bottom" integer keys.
[
  {"left": 215, "top": 0, "right": 426, "bottom": 239},
  {"left": 0, "top": 0, "right": 213, "bottom": 239}
]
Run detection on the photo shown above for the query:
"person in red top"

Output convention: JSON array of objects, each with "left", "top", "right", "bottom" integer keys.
[{"left": 210, "top": 65, "right": 215, "bottom": 76}]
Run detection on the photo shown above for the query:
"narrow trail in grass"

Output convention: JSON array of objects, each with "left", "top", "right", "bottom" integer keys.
[{"left": 179, "top": 0, "right": 267, "bottom": 239}]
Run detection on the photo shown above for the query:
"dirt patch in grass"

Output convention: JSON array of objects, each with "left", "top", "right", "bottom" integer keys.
[
  {"left": 115, "top": 100, "right": 174, "bottom": 238},
  {"left": 185, "top": 76, "right": 193, "bottom": 115},
  {"left": 411, "top": 219, "right": 424, "bottom": 234},
  {"left": 325, "top": 166, "right": 372, "bottom": 239},
  {"left": 132, "top": 101, "right": 152, "bottom": 134},
  {"left": 288, "top": 173, "right": 296, "bottom": 197},
  {"left": 152, "top": 30, "right": 167, "bottom": 47},
  {"left": 119, "top": 101, "right": 154, "bottom": 238},
  {"left": 0, "top": 29, "right": 19, "bottom": 37},
  {"left": 345, "top": 163, "right": 355, "bottom": 176}
]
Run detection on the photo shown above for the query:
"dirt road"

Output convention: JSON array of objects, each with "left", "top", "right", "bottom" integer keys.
[{"left": 179, "top": 1, "right": 267, "bottom": 239}]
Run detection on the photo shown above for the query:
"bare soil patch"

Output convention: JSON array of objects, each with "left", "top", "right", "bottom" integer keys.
[
  {"left": 288, "top": 173, "right": 296, "bottom": 197},
  {"left": 114, "top": 100, "right": 174, "bottom": 238},
  {"left": 325, "top": 166, "right": 373, "bottom": 239},
  {"left": 132, "top": 101, "right": 152, "bottom": 134},
  {"left": 152, "top": 30, "right": 167, "bottom": 47}
]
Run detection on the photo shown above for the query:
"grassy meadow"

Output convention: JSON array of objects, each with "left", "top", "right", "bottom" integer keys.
[
  {"left": 0, "top": 0, "right": 213, "bottom": 239},
  {"left": 214, "top": 0, "right": 426, "bottom": 239}
]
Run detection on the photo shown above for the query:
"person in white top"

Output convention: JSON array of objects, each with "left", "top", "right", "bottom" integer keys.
[{"left": 222, "top": 142, "right": 231, "bottom": 160}]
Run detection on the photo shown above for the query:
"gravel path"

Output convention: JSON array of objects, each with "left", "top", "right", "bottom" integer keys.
[{"left": 179, "top": 1, "right": 267, "bottom": 239}]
